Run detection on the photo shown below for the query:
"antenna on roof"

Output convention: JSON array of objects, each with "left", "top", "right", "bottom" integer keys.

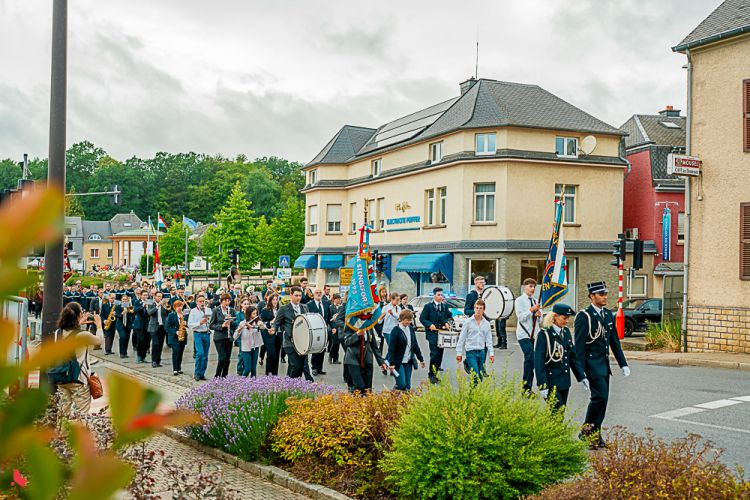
[{"left": 475, "top": 29, "right": 479, "bottom": 79}]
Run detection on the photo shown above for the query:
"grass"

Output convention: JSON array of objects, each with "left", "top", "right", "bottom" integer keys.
[{"left": 644, "top": 320, "right": 681, "bottom": 351}]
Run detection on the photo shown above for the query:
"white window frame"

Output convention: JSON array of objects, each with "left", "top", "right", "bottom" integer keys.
[
  {"left": 90, "top": 248, "right": 99, "bottom": 259},
  {"left": 371, "top": 159, "right": 382, "bottom": 177},
  {"left": 107, "top": 248, "right": 113, "bottom": 258},
  {"left": 677, "top": 211, "right": 685, "bottom": 244},
  {"left": 88, "top": 233, "right": 102, "bottom": 241},
  {"left": 628, "top": 275, "right": 648, "bottom": 298},
  {"left": 349, "top": 202, "right": 358, "bottom": 233},
  {"left": 326, "top": 204, "right": 342, "bottom": 234},
  {"left": 308, "top": 205, "right": 318, "bottom": 235},
  {"left": 475, "top": 133, "right": 497, "bottom": 155},
  {"left": 367, "top": 199, "right": 375, "bottom": 229},
  {"left": 555, "top": 184, "right": 577, "bottom": 224},
  {"left": 425, "top": 189, "right": 435, "bottom": 226},
  {"left": 308, "top": 169, "right": 318, "bottom": 185},
  {"left": 473, "top": 183, "right": 496, "bottom": 223},
  {"left": 555, "top": 137, "right": 579, "bottom": 158},
  {"left": 377, "top": 198, "right": 385, "bottom": 230},
  {"left": 439, "top": 187, "right": 447, "bottom": 225},
  {"left": 430, "top": 141, "right": 443, "bottom": 163}
]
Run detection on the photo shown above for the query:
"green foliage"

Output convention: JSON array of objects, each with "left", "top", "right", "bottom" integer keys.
[
  {"left": 157, "top": 219, "right": 197, "bottom": 268},
  {"left": 380, "top": 373, "right": 588, "bottom": 499},
  {"left": 645, "top": 320, "right": 682, "bottom": 351},
  {"left": 139, "top": 253, "right": 153, "bottom": 275},
  {"left": 270, "top": 198, "right": 305, "bottom": 263},
  {"left": 253, "top": 216, "right": 275, "bottom": 269},
  {"left": 534, "top": 428, "right": 750, "bottom": 499},
  {"left": 64, "top": 187, "right": 86, "bottom": 217},
  {"left": 205, "top": 182, "right": 257, "bottom": 273},
  {"left": 64, "top": 275, "right": 103, "bottom": 287}
]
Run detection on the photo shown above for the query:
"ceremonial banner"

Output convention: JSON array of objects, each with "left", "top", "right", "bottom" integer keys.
[
  {"left": 540, "top": 197, "right": 568, "bottom": 309},
  {"left": 345, "top": 254, "right": 381, "bottom": 332}
]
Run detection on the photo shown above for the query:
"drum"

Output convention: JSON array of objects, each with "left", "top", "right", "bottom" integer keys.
[
  {"left": 292, "top": 313, "right": 328, "bottom": 355},
  {"left": 438, "top": 331, "right": 459, "bottom": 349},
  {"left": 480, "top": 285, "right": 515, "bottom": 320}
]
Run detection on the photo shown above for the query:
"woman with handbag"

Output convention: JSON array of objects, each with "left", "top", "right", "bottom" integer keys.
[
  {"left": 55, "top": 302, "right": 104, "bottom": 416},
  {"left": 386, "top": 309, "right": 425, "bottom": 391}
]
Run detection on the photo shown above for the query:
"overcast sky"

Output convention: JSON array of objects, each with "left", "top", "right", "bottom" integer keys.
[{"left": 0, "top": 0, "right": 714, "bottom": 164}]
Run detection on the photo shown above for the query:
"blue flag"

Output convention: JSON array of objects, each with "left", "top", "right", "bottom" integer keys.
[
  {"left": 182, "top": 216, "right": 199, "bottom": 230},
  {"left": 345, "top": 255, "right": 381, "bottom": 332},
  {"left": 540, "top": 199, "right": 568, "bottom": 309}
]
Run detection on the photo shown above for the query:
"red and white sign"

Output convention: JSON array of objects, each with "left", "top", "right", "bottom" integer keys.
[{"left": 667, "top": 154, "right": 702, "bottom": 177}]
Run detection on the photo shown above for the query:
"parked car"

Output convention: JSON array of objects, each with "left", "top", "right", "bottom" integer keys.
[
  {"left": 408, "top": 295, "right": 495, "bottom": 332},
  {"left": 622, "top": 298, "right": 662, "bottom": 336}
]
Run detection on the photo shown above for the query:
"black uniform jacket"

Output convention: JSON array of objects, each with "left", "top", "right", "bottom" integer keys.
[
  {"left": 574, "top": 305, "right": 628, "bottom": 378},
  {"left": 534, "top": 326, "right": 585, "bottom": 391}
]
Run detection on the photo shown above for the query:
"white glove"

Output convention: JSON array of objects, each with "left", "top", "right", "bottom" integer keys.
[
  {"left": 622, "top": 366, "right": 631, "bottom": 377},
  {"left": 539, "top": 389, "right": 549, "bottom": 399},
  {"left": 581, "top": 379, "right": 590, "bottom": 391}
]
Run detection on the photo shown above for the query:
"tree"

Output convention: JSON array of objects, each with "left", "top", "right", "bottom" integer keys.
[
  {"left": 205, "top": 182, "right": 257, "bottom": 273},
  {"left": 64, "top": 187, "right": 86, "bottom": 217},
  {"left": 253, "top": 216, "right": 275, "bottom": 274},
  {"left": 243, "top": 168, "right": 282, "bottom": 220},
  {"left": 270, "top": 198, "right": 305, "bottom": 262},
  {"left": 158, "top": 219, "right": 197, "bottom": 268}
]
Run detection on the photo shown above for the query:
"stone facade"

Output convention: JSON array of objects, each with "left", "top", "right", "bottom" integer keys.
[{"left": 686, "top": 305, "right": 750, "bottom": 353}]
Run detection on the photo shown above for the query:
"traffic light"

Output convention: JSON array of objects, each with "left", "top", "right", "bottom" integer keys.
[
  {"left": 109, "top": 184, "right": 121, "bottom": 206},
  {"left": 632, "top": 239, "right": 644, "bottom": 270},
  {"left": 227, "top": 248, "right": 240, "bottom": 265},
  {"left": 372, "top": 249, "right": 379, "bottom": 271},
  {"left": 611, "top": 233, "right": 626, "bottom": 267},
  {"left": 380, "top": 254, "right": 390, "bottom": 275}
]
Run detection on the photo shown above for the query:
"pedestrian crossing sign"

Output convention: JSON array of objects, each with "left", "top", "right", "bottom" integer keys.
[{"left": 279, "top": 255, "right": 290, "bottom": 268}]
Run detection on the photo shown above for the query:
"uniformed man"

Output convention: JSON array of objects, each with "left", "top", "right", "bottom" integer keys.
[
  {"left": 419, "top": 287, "right": 453, "bottom": 384},
  {"left": 299, "top": 277, "right": 314, "bottom": 305},
  {"left": 574, "top": 281, "right": 630, "bottom": 448},
  {"left": 534, "top": 303, "right": 588, "bottom": 411}
]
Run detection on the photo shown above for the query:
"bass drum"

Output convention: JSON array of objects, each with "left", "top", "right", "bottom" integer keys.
[
  {"left": 480, "top": 285, "right": 515, "bottom": 320},
  {"left": 292, "top": 313, "right": 328, "bottom": 355}
]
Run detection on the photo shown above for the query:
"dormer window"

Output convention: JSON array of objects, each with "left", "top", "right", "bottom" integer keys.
[
  {"left": 555, "top": 137, "right": 579, "bottom": 158},
  {"left": 371, "top": 159, "right": 382, "bottom": 177},
  {"left": 308, "top": 169, "right": 318, "bottom": 185},
  {"left": 430, "top": 142, "right": 443, "bottom": 163},
  {"left": 88, "top": 233, "right": 102, "bottom": 241},
  {"left": 123, "top": 222, "right": 132, "bottom": 227}
]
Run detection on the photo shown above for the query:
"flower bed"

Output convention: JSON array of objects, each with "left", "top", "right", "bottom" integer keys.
[{"left": 176, "top": 376, "right": 338, "bottom": 461}]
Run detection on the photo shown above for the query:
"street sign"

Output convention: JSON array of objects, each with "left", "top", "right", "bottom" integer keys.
[
  {"left": 662, "top": 208, "right": 671, "bottom": 261},
  {"left": 340, "top": 267, "right": 353, "bottom": 286},
  {"left": 667, "top": 153, "right": 701, "bottom": 177},
  {"left": 279, "top": 255, "right": 290, "bottom": 268},
  {"left": 277, "top": 268, "right": 292, "bottom": 280}
]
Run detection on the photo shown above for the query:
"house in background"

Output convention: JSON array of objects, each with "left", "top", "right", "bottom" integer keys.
[
  {"left": 82, "top": 220, "right": 114, "bottom": 271},
  {"left": 63, "top": 216, "right": 85, "bottom": 271},
  {"left": 620, "top": 107, "right": 686, "bottom": 319}
]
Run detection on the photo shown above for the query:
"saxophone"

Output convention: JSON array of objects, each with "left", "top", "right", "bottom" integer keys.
[
  {"left": 177, "top": 313, "right": 187, "bottom": 342},
  {"left": 104, "top": 305, "right": 115, "bottom": 330}
]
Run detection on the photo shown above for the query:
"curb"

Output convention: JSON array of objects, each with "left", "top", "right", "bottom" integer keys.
[
  {"left": 162, "top": 428, "right": 352, "bottom": 500},
  {"left": 624, "top": 351, "right": 750, "bottom": 372}
]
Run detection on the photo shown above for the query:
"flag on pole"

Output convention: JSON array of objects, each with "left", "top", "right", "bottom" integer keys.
[
  {"left": 153, "top": 244, "right": 164, "bottom": 283},
  {"left": 182, "top": 215, "right": 198, "bottom": 230},
  {"left": 540, "top": 196, "right": 568, "bottom": 309},
  {"left": 345, "top": 224, "right": 381, "bottom": 332},
  {"left": 157, "top": 214, "right": 168, "bottom": 230}
]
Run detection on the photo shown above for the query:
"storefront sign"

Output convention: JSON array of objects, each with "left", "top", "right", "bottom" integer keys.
[
  {"left": 386, "top": 216, "right": 421, "bottom": 231},
  {"left": 667, "top": 154, "right": 701, "bottom": 177},
  {"left": 340, "top": 267, "right": 353, "bottom": 286}
]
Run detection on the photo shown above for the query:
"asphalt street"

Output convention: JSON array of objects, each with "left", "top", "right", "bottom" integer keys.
[{"left": 99, "top": 331, "right": 750, "bottom": 472}]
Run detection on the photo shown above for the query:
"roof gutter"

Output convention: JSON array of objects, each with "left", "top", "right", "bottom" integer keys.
[
  {"left": 672, "top": 25, "right": 750, "bottom": 52},
  {"left": 681, "top": 49, "right": 693, "bottom": 353}
]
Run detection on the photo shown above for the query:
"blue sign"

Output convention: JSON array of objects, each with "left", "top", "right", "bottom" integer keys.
[
  {"left": 662, "top": 208, "right": 671, "bottom": 262},
  {"left": 386, "top": 216, "right": 421, "bottom": 225},
  {"left": 279, "top": 255, "right": 290, "bottom": 268}
]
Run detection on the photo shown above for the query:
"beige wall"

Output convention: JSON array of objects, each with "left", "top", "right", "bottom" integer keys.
[
  {"left": 687, "top": 34, "right": 750, "bottom": 308},
  {"left": 84, "top": 242, "right": 113, "bottom": 270}
]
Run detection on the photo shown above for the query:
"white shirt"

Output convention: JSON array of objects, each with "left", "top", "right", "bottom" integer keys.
[
  {"left": 515, "top": 294, "right": 541, "bottom": 340},
  {"left": 456, "top": 316, "right": 494, "bottom": 358},
  {"left": 400, "top": 324, "right": 412, "bottom": 364},
  {"left": 292, "top": 303, "right": 301, "bottom": 316},
  {"left": 188, "top": 306, "right": 212, "bottom": 332},
  {"left": 381, "top": 303, "right": 400, "bottom": 335}
]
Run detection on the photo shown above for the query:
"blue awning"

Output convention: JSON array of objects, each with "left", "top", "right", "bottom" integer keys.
[
  {"left": 293, "top": 254, "right": 318, "bottom": 269},
  {"left": 343, "top": 256, "right": 357, "bottom": 268},
  {"left": 319, "top": 254, "right": 344, "bottom": 269},
  {"left": 396, "top": 253, "right": 454, "bottom": 282}
]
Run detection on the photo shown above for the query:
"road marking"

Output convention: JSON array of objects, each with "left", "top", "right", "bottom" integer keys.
[
  {"left": 694, "top": 399, "right": 743, "bottom": 410},
  {"left": 730, "top": 395, "right": 750, "bottom": 402},
  {"left": 652, "top": 417, "right": 750, "bottom": 436},
  {"left": 650, "top": 407, "right": 706, "bottom": 419}
]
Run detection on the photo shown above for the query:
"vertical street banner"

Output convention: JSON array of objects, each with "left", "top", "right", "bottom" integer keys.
[
  {"left": 540, "top": 197, "right": 568, "bottom": 309},
  {"left": 662, "top": 207, "right": 671, "bottom": 262}
]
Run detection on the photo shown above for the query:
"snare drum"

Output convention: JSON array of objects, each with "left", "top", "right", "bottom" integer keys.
[
  {"left": 480, "top": 285, "right": 515, "bottom": 320},
  {"left": 292, "top": 313, "right": 328, "bottom": 355},
  {"left": 437, "top": 331, "right": 459, "bottom": 349}
]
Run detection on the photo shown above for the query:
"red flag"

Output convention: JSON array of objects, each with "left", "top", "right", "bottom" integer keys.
[{"left": 153, "top": 244, "right": 161, "bottom": 273}]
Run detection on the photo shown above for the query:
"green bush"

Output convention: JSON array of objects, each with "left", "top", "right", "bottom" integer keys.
[
  {"left": 381, "top": 373, "right": 587, "bottom": 499},
  {"left": 534, "top": 427, "right": 750, "bottom": 499},
  {"left": 64, "top": 275, "right": 103, "bottom": 287},
  {"left": 645, "top": 320, "right": 681, "bottom": 351}
]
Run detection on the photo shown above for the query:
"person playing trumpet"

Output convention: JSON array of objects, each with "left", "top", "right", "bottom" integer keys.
[
  {"left": 115, "top": 294, "right": 134, "bottom": 359},
  {"left": 165, "top": 300, "right": 188, "bottom": 376}
]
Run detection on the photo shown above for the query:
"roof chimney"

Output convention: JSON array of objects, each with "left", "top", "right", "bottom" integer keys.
[
  {"left": 460, "top": 77, "right": 477, "bottom": 96},
  {"left": 659, "top": 105, "right": 681, "bottom": 117}
]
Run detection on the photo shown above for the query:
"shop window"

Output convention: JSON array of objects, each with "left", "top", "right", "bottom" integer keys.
[{"left": 469, "top": 259, "right": 498, "bottom": 287}]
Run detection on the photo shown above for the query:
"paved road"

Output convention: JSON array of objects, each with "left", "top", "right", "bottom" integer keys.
[{"left": 97, "top": 331, "right": 750, "bottom": 472}]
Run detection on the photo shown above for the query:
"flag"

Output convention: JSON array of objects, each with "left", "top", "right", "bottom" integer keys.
[
  {"left": 540, "top": 197, "right": 568, "bottom": 309},
  {"left": 147, "top": 216, "right": 156, "bottom": 233},
  {"left": 153, "top": 244, "right": 164, "bottom": 282},
  {"left": 182, "top": 215, "right": 198, "bottom": 230},
  {"left": 345, "top": 224, "right": 381, "bottom": 332},
  {"left": 157, "top": 214, "right": 168, "bottom": 230}
]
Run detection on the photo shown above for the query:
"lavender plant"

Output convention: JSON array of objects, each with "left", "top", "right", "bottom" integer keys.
[{"left": 176, "top": 376, "right": 339, "bottom": 461}]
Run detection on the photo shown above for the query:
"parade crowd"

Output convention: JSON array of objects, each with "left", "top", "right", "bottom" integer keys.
[{"left": 58, "top": 272, "right": 629, "bottom": 448}]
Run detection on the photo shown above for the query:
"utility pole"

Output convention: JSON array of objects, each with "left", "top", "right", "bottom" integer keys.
[
  {"left": 184, "top": 226, "right": 189, "bottom": 278},
  {"left": 41, "top": 0, "right": 67, "bottom": 343}
]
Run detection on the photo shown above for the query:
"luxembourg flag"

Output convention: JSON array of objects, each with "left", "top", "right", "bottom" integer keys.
[
  {"left": 157, "top": 214, "right": 168, "bottom": 230},
  {"left": 540, "top": 196, "right": 568, "bottom": 309}
]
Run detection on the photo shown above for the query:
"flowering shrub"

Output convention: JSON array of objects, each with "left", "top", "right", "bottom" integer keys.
[
  {"left": 534, "top": 427, "right": 750, "bottom": 499},
  {"left": 380, "top": 373, "right": 588, "bottom": 499},
  {"left": 271, "top": 391, "right": 409, "bottom": 498},
  {"left": 176, "top": 376, "right": 338, "bottom": 461}
]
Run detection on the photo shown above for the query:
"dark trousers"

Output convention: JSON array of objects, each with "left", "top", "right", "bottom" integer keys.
[
  {"left": 329, "top": 332, "right": 341, "bottom": 362},
  {"left": 104, "top": 329, "right": 115, "bottom": 354},
  {"left": 519, "top": 338, "right": 535, "bottom": 392},
  {"left": 214, "top": 338, "right": 233, "bottom": 378},
  {"left": 284, "top": 346, "right": 314, "bottom": 381},
  {"left": 259, "top": 344, "right": 266, "bottom": 362},
  {"left": 426, "top": 332, "right": 444, "bottom": 380},
  {"left": 585, "top": 375, "right": 610, "bottom": 429},
  {"left": 546, "top": 387, "right": 570, "bottom": 411},
  {"left": 150, "top": 326, "right": 166, "bottom": 364},
  {"left": 262, "top": 331, "right": 282, "bottom": 376},
  {"left": 347, "top": 363, "right": 374, "bottom": 393},
  {"left": 495, "top": 318, "right": 508, "bottom": 347},
  {"left": 170, "top": 341, "right": 186, "bottom": 372},
  {"left": 133, "top": 329, "right": 149, "bottom": 360},
  {"left": 118, "top": 328, "right": 131, "bottom": 357},
  {"left": 311, "top": 352, "right": 325, "bottom": 372}
]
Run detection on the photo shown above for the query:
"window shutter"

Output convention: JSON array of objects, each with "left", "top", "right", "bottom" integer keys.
[
  {"left": 744, "top": 79, "right": 750, "bottom": 153},
  {"left": 741, "top": 203, "right": 750, "bottom": 280}
]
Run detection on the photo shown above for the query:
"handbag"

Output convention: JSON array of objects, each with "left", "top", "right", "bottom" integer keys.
[{"left": 86, "top": 372, "right": 104, "bottom": 399}]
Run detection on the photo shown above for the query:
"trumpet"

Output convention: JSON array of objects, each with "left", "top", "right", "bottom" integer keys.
[{"left": 104, "top": 306, "right": 116, "bottom": 330}]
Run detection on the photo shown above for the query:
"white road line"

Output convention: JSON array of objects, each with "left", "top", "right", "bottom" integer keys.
[
  {"left": 694, "top": 399, "right": 744, "bottom": 410},
  {"left": 730, "top": 395, "right": 750, "bottom": 402},
  {"left": 654, "top": 417, "right": 750, "bottom": 436},
  {"left": 650, "top": 407, "right": 706, "bottom": 419}
]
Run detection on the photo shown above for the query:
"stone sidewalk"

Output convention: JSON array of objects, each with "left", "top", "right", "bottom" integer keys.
[{"left": 625, "top": 349, "right": 750, "bottom": 371}]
